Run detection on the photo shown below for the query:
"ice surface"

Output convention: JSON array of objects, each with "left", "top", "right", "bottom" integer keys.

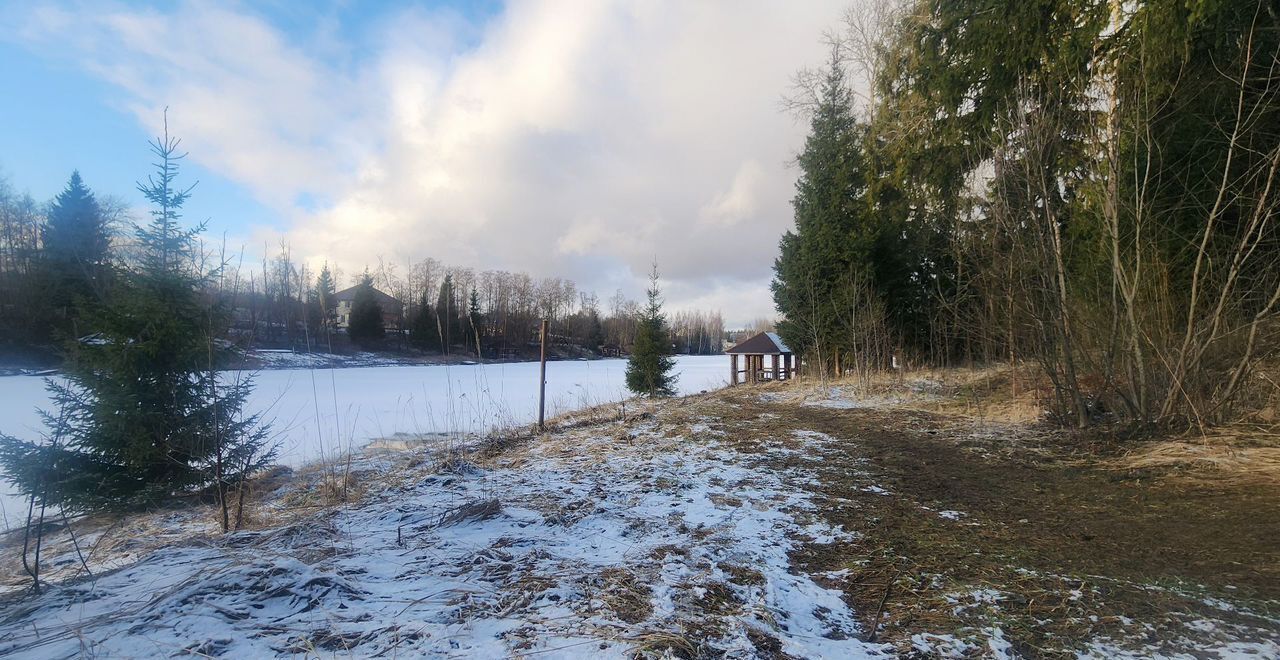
[{"left": 0, "top": 356, "right": 728, "bottom": 528}]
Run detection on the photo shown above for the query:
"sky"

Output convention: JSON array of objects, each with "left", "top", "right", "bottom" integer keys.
[{"left": 0, "top": 0, "right": 849, "bottom": 327}]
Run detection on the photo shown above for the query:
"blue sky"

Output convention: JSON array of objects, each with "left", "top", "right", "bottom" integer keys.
[
  {"left": 1, "top": 0, "right": 500, "bottom": 238},
  {"left": 0, "top": 39, "right": 268, "bottom": 227},
  {"left": 0, "top": 0, "right": 848, "bottom": 325}
]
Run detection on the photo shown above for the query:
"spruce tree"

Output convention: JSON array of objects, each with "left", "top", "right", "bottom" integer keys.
[
  {"left": 625, "top": 264, "right": 676, "bottom": 397},
  {"left": 306, "top": 263, "right": 336, "bottom": 345},
  {"left": 0, "top": 119, "right": 274, "bottom": 517},
  {"left": 410, "top": 291, "right": 440, "bottom": 351},
  {"left": 346, "top": 270, "right": 385, "bottom": 346},
  {"left": 41, "top": 171, "right": 111, "bottom": 335},
  {"left": 315, "top": 264, "right": 336, "bottom": 326},
  {"left": 771, "top": 50, "right": 871, "bottom": 375},
  {"left": 435, "top": 274, "right": 458, "bottom": 353},
  {"left": 587, "top": 309, "right": 605, "bottom": 351},
  {"left": 467, "top": 288, "right": 483, "bottom": 356}
]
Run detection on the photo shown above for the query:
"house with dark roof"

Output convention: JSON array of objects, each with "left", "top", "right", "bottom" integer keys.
[
  {"left": 333, "top": 285, "right": 404, "bottom": 330},
  {"left": 725, "top": 331, "right": 795, "bottom": 385}
]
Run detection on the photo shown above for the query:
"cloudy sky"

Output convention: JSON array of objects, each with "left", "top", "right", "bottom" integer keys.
[{"left": 0, "top": 0, "right": 848, "bottom": 326}]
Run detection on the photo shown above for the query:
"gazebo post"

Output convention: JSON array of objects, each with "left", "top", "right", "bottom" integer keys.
[
  {"left": 771, "top": 354, "right": 780, "bottom": 381},
  {"left": 730, "top": 353, "right": 739, "bottom": 386}
]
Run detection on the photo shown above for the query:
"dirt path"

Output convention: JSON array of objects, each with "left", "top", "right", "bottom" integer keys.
[{"left": 681, "top": 386, "right": 1280, "bottom": 657}]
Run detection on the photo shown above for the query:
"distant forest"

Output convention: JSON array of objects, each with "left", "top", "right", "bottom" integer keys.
[
  {"left": 248, "top": 248, "right": 725, "bottom": 358},
  {"left": 0, "top": 174, "right": 724, "bottom": 365}
]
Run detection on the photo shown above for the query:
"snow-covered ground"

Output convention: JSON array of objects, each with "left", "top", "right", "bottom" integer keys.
[
  {"left": 0, "top": 412, "right": 890, "bottom": 657},
  {"left": 0, "top": 356, "right": 728, "bottom": 529}
]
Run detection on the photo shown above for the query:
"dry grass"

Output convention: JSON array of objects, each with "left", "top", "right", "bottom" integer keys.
[
  {"left": 279, "top": 470, "right": 364, "bottom": 509},
  {"left": 1114, "top": 436, "right": 1280, "bottom": 488},
  {"left": 436, "top": 498, "right": 502, "bottom": 527},
  {"left": 776, "top": 362, "right": 1051, "bottom": 426},
  {"left": 594, "top": 567, "right": 654, "bottom": 625},
  {"left": 626, "top": 632, "right": 700, "bottom": 659}
]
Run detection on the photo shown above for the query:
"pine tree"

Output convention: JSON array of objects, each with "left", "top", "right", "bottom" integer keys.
[
  {"left": 41, "top": 171, "right": 111, "bottom": 335},
  {"left": 0, "top": 118, "right": 274, "bottom": 518},
  {"left": 626, "top": 264, "right": 676, "bottom": 397},
  {"left": 346, "top": 270, "right": 385, "bottom": 346}
]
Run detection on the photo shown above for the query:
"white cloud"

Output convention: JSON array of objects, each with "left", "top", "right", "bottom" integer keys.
[
  {"left": 6, "top": 0, "right": 851, "bottom": 325},
  {"left": 700, "top": 160, "right": 768, "bottom": 228}
]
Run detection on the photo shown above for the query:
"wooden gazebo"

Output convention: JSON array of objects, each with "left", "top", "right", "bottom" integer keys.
[{"left": 726, "top": 332, "right": 796, "bottom": 385}]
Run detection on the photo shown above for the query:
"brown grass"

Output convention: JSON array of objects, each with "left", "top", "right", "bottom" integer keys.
[
  {"left": 594, "top": 567, "right": 654, "bottom": 625},
  {"left": 1114, "top": 436, "right": 1280, "bottom": 488}
]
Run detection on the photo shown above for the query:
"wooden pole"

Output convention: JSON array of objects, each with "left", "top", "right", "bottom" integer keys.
[
  {"left": 730, "top": 353, "right": 739, "bottom": 386},
  {"left": 538, "top": 319, "right": 548, "bottom": 431}
]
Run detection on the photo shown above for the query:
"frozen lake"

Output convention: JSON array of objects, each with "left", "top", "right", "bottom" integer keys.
[{"left": 0, "top": 355, "right": 728, "bottom": 528}]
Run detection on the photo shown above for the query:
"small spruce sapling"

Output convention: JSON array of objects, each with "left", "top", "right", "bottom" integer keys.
[{"left": 625, "top": 263, "right": 677, "bottom": 397}]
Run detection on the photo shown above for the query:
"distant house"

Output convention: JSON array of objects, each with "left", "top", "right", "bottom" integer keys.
[{"left": 333, "top": 285, "right": 404, "bottom": 330}]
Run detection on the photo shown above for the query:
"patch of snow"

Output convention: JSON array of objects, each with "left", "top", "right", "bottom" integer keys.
[
  {"left": 947, "top": 588, "right": 1004, "bottom": 616},
  {"left": 0, "top": 422, "right": 891, "bottom": 657},
  {"left": 801, "top": 386, "right": 905, "bottom": 410},
  {"left": 1201, "top": 596, "right": 1238, "bottom": 612},
  {"left": 985, "top": 627, "right": 1014, "bottom": 657},
  {"left": 911, "top": 632, "right": 977, "bottom": 657}
]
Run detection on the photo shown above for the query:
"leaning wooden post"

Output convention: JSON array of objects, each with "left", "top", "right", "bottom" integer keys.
[
  {"left": 730, "top": 353, "right": 739, "bottom": 386},
  {"left": 538, "top": 319, "right": 548, "bottom": 431}
]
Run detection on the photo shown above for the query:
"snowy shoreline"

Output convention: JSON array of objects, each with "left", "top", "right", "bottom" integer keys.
[
  {"left": 0, "top": 355, "right": 729, "bottom": 529},
  {"left": 1, "top": 348, "right": 711, "bottom": 376}
]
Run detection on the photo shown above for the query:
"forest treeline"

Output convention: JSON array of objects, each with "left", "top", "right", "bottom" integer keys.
[
  {"left": 773, "top": 0, "right": 1280, "bottom": 428},
  {"left": 0, "top": 179, "right": 725, "bottom": 364},
  {"left": 214, "top": 247, "right": 725, "bottom": 358}
]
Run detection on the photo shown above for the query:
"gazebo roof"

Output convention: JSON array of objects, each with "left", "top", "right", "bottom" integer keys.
[{"left": 725, "top": 331, "right": 792, "bottom": 355}]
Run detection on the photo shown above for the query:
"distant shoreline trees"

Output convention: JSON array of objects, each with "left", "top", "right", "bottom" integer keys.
[
  {"left": 289, "top": 261, "right": 724, "bottom": 360},
  {"left": 3, "top": 178, "right": 727, "bottom": 362}
]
